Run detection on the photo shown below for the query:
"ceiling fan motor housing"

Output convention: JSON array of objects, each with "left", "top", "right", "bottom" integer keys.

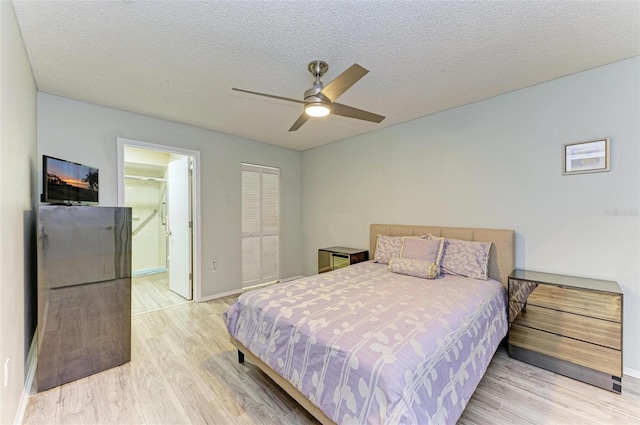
[
  {"left": 304, "top": 84, "right": 329, "bottom": 103},
  {"left": 304, "top": 79, "right": 331, "bottom": 116}
]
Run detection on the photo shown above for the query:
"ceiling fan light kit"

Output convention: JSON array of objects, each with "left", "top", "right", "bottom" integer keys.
[
  {"left": 305, "top": 102, "right": 331, "bottom": 117},
  {"left": 232, "top": 60, "right": 385, "bottom": 131}
]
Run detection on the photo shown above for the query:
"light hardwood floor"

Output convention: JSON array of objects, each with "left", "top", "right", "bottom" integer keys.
[
  {"left": 131, "top": 272, "right": 190, "bottom": 315},
  {"left": 23, "top": 295, "right": 640, "bottom": 425}
]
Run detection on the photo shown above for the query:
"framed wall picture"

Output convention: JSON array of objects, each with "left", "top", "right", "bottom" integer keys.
[{"left": 562, "top": 138, "right": 610, "bottom": 175}]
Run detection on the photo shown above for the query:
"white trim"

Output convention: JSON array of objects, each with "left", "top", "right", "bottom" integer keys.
[
  {"left": 132, "top": 267, "right": 167, "bottom": 277},
  {"left": 243, "top": 280, "right": 279, "bottom": 292},
  {"left": 205, "top": 275, "right": 303, "bottom": 300},
  {"left": 125, "top": 174, "right": 167, "bottom": 182},
  {"left": 624, "top": 367, "right": 640, "bottom": 379},
  {"left": 117, "top": 137, "right": 203, "bottom": 302},
  {"left": 242, "top": 275, "right": 305, "bottom": 293},
  {"left": 200, "top": 289, "right": 243, "bottom": 302},
  {"left": 280, "top": 275, "right": 304, "bottom": 283},
  {"left": 241, "top": 163, "right": 279, "bottom": 174},
  {"left": 15, "top": 332, "right": 37, "bottom": 425}
]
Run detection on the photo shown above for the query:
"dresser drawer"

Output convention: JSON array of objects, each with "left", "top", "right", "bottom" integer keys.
[
  {"left": 526, "top": 284, "right": 621, "bottom": 322},
  {"left": 508, "top": 270, "right": 623, "bottom": 392},
  {"left": 512, "top": 305, "right": 621, "bottom": 350},
  {"left": 510, "top": 324, "right": 622, "bottom": 377}
]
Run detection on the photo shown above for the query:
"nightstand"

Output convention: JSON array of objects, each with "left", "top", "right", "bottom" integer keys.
[
  {"left": 508, "top": 269, "right": 623, "bottom": 393},
  {"left": 318, "top": 247, "right": 369, "bottom": 274}
]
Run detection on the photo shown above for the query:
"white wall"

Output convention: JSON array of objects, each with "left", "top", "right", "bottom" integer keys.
[
  {"left": 301, "top": 57, "right": 640, "bottom": 374},
  {"left": 125, "top": 148, "right": 170, "bottom": 273},
  {"left": 125, "top": 146, "right": 171, "bottom": 168},
  {"left": 38, "top": 93, "right": 302, "bottom": 298},
  {"left": 125, "top": 178, "right": 167, "bottom": 272},
  {"left": 0, "top": 2, "right": 38, "bottom": 424}
]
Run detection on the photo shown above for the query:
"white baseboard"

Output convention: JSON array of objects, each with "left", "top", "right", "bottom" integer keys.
[
  {"left": 199, "top": 289, "right": 243, "bottom": 302},
  {"left": 131, "top": 267, "right": 167, "bottom": 277},
  {"left": 624, "top": 366, "right": 640, "bottom": 379},
  {"left": 243, "top": 275, "right": 305, "bottom": 293},
  {"left": 14, "top": 332, "right": 37, "bottom": 425},
  {"left": 280, "top": 275, "right": 304, "bottom": 283},
  {"left": 201, "top": 276, "right": 305, "bottom": 302}
]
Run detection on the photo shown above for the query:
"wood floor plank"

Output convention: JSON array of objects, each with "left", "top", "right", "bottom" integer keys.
[
  {"left": 23, "top": 295, "right": 640, "bottom": 425},
  {"left": 149, "top": 334, "right": 236, "bottom": 425},
  {"left": 489, "top": 349, "right": 638, "bottom": 420},
  {"left": 21, "top": 386, "right": 62, "bottom": 425},
  {"left": 132, "top": 273, "right": 189, "bottom": 315},
  {"left": 457, "top": 386, "right": 504, "bottom": 425},
  {"left": 147, "top": 281, "right": 180, "bottom": 307},
  {"left": 131, "top": 291, "right": 146, "bottom": 316},
  {"left": 127, "top": 327, "right": 192, "bottom": 424},
  {"left": 462, "top": 349, "right": 639, "bottom": 425}
]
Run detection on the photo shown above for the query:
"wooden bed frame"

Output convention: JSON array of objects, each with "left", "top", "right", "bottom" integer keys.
[{"left": 229, "top": 224, "right": 515, "bottom": 425}]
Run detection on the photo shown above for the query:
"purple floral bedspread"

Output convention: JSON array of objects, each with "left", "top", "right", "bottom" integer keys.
[{"left": 223, "top": 261, "right": 507, "bottom": 425}]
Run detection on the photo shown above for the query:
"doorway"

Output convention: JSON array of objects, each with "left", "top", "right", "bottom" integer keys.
[{"left": 117, "top": 138, "right": 201, "bottom": 314}]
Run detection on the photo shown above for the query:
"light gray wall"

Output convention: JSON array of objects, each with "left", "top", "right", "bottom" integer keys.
[
  {"left": 0, "top": 2, "right": 38, "bottom": 424},
  {"left": 38, "top": 93, "right": 302, "bottom": 298},
  {"left": 301, "top": 57, "right": 640, "bottom": 374}
]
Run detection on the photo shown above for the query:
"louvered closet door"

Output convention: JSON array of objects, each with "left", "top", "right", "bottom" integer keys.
[{"left": 242, "top": 164, "right": 280, "bottom": 287}]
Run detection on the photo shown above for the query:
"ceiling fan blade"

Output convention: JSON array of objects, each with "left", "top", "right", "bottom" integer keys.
[
  {"left": 289, "top": 113, "right": 310, "bottom": 132},
  {"left": 319, "top": 64, "right": 369, "bottom": 103},
  {"left": 331, "top": 103, "right": 385, "bottom": 123},
  {"left": 232, "top": 88, "right": 306, "bottom": 104}
]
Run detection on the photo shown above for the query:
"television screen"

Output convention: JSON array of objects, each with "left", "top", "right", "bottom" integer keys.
[{"left": 43, "top": 155, "right": 99, "bottom": 204}]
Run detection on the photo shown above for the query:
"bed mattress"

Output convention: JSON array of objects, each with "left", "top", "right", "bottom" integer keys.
[{"left": 224, "top": 261, "right": 508, "bottom": 425}]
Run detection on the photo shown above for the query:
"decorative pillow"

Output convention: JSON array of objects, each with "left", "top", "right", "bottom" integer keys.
[
  {"left": 374, "top": 235, "right": 404, "bottom": 264},
  {"left": 389, "top": 258, "right": 439, "bottom": 279},
  {"left": 400, "top": 237, "right": 444, "bottom": 266},
  {"left": 374, "top": 234, "right": 425, "bottom": 264},
  {"left": 433, "top": 236, "right": 492, "bottom": 280}
]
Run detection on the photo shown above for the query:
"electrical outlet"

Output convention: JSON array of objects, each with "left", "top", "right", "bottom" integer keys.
[
  {"left": 4, "top": 358, "right": 9, "bottom": 387},
  {"left": 212, "top": 259, "right": 218, "bottom": 272}
]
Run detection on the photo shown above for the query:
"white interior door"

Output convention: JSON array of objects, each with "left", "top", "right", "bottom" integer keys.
[{"left": 167, "top": 156, "right": 192, "bottom": 299}]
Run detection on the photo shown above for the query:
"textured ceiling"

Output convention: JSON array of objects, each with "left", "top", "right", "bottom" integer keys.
[{"left": 12, "top": 1, "right": 640, "bottom": 151}]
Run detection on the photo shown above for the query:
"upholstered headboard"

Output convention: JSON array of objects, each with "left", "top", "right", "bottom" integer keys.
[{"left": 370, "top": 224, "right": 515, "bottom": 287}]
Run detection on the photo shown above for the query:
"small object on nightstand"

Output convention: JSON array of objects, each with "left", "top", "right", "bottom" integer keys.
[
  {"left": 318, "top": 247, "right": 368, "bottom": 274},
  {"left": 507, "top": 269, "right": 623, "bottom": 393}
]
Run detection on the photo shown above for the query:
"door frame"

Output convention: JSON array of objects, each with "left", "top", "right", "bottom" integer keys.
[{"left": 116, "top": 137, "right": 202, "bottom": 302}]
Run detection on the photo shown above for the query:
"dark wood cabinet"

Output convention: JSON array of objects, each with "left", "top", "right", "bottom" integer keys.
[
  {"left": 318, "top": 247, "right": 368, "bottom": 274},
  {"left": 508, "top": 269, "right": 623, "bottom": 393}
]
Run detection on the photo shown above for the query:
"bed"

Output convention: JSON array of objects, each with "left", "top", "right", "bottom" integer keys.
[{"left": 224, "top": 224, "right": 515, "bottom": 424}]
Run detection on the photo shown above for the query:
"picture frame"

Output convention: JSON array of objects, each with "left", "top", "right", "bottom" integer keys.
[{"left": 562, "top": 138, "right": 610, "bottom": 175}]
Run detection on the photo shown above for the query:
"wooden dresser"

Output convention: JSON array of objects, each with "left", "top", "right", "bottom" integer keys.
[{"left": 507, "top": 269, "right": 623, "bottom": 393}]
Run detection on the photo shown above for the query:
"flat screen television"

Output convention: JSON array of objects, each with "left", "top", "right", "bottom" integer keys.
[{"left": 42, "top": 155, "right": 99, "bottom": 204}]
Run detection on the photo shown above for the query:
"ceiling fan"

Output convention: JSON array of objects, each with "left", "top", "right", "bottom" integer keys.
[{"left": 232, "top": 61, "right": 385, "bottom": 132}]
